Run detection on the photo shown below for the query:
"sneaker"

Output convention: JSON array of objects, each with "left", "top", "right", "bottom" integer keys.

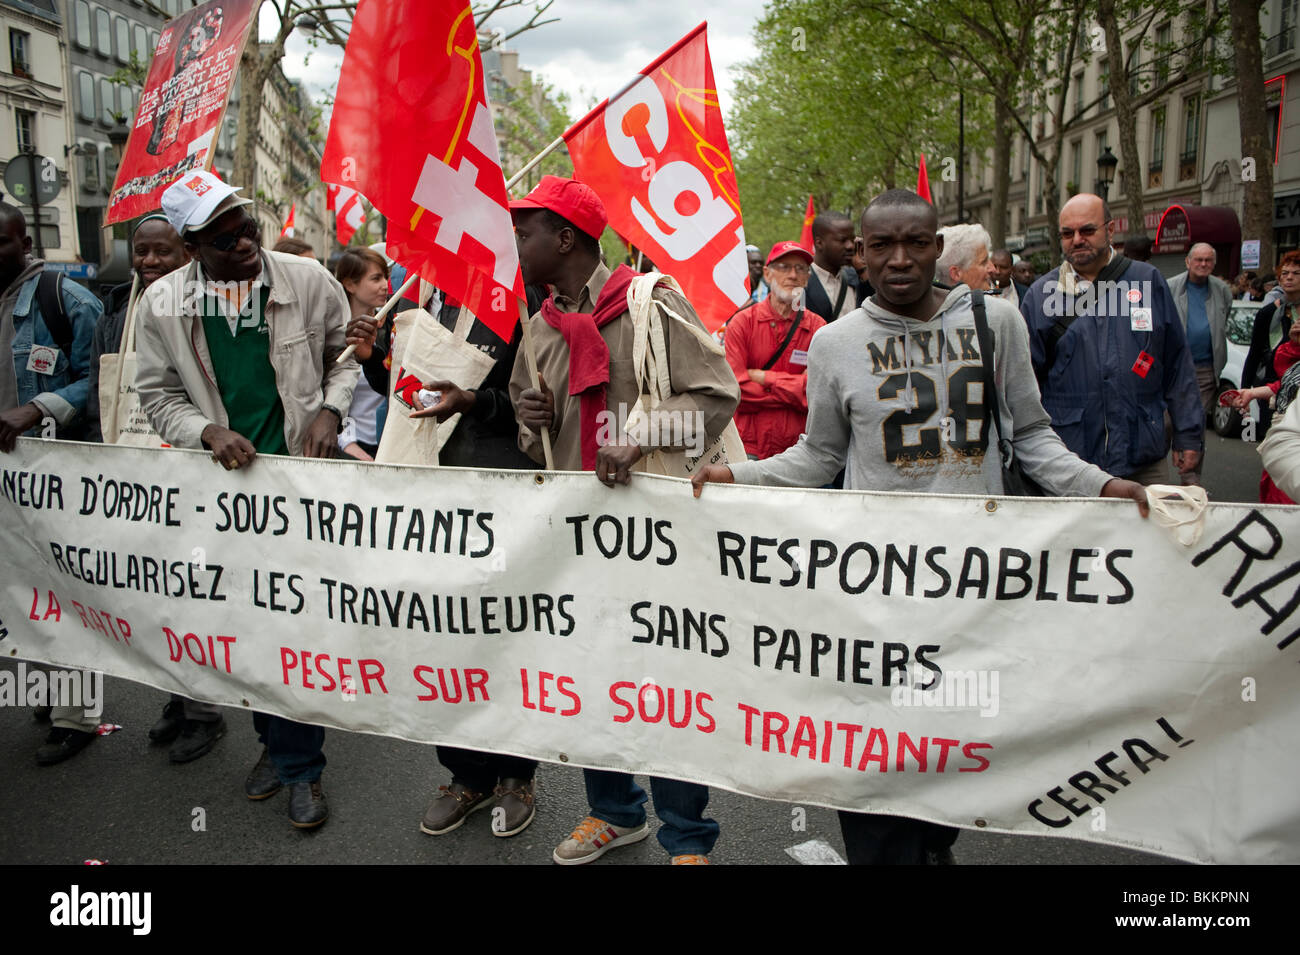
[
  {"left": 288, "top": 780, "right": 328, "bottom": 829},
  {"left": 671, "top": 854, "right": 710, "bottom": 865},
  {"left": 490, "top": 778, "right": 537, "bottom": 838},
  {"left": 419, "top": 783, "right": 491, "bottom": 836},
  {"left": 552, "top": 815, "right": 649, "bottom": 865},
  {"left": 148, "top": 700, "right": 185, "bottom": 744},
  {"left": 168, "top": 717, "right": 226, "bottom": 763},
  {"left": 244, "top": 747, "right": 283, "bottom": 800},
  {"left": 35, "top": 727, "right": 96, "bottom": 766}
]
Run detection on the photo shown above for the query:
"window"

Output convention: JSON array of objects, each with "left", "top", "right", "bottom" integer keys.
[
  {"left": 77, "top": 70, "right": 95, "bottom": 121},
  {"left": 1181, "top": 96, "right": 1200, "bottom": 159},
  {"left": 1150, "top": 106, "right": 1166, "bottom": 168},
  {"left": 1129, "top": 48, "right": 1141, "bottom": 97},
  {"left": 1073, "top": 72, "right": 1084, "bottom": 117},
  {"left": 10, "top": 29, "right": 30, "bottom": 77},
  {"left": 149, "top": 31, "right": 159, "bottom": 54},
  {"left": 1071, "top": 141, "right": 1082, "bottom": 192},
  {"left": 15, "top": 108, "right": 35, "bottom": 153},
  {"left": 1155, "top": 24, "right": 1171, "bottom": 84},
  {"left": 99, "top": 77, "right": 116, "bottom": 125},
  {"left": 74, "top": 1, "right": 91, "bottom": 50},
  {"left": 95, "top": 8, "right": 112, "bottom": 57},
  {"left": 133, "top": 24, "right": 148, "bottom": 58},
  {"left": 81, "top": 147, "right": 100, "bottom": 190},
  {"left": 114, "top": 16, "right": 129, "bottom": 64},
  {"left": 1099, "top": 62, "right": 1110, "bottom": 110}
]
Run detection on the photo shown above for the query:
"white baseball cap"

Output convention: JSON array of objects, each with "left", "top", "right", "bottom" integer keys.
[{"left": 161, "top": 170, "right": 253, "bottom": 236}]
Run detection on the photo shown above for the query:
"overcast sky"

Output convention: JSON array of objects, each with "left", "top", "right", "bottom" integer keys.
[{"left": 264, "top": 1, "right": 764, "bottom": 122}]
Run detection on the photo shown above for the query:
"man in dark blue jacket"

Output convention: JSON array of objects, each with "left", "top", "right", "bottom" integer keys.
[{"left": 1020, "top": 194, "right": 1202, "bottom": 484}]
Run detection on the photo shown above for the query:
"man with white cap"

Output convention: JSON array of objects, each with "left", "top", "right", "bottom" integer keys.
[{"left": 135, "top": 170, "right": 356, "bottom": 829}]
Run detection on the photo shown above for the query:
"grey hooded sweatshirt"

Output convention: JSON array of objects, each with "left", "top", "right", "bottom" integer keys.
[{"left": 729, "top": 285, "right": 1113, "bottom": 497}]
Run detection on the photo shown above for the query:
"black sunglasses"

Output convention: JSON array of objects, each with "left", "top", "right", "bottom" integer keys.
[{"left": 199, "top": 217, "right": 259, "bottom": 252}]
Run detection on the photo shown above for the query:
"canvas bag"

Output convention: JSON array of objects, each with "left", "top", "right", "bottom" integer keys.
[
  {"left": 625, "top": 272, "right": 746, "bottom": 477},
  {"left": 99, "top": 277, "right": 167, "bottom": 447},
  {"left": 375, "top": 305, "right": 494, "bottom": 466}
]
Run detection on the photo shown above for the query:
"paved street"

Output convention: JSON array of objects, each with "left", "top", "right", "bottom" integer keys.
[{"left": 0, "top": 435, "right": 1260, "bottom": 866}]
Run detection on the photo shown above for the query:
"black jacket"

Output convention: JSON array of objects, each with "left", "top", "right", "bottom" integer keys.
[
  {"left": 86, "top": 281, "right": 134, "bottom": 443},
  {"left": 805, "top": 265, "right": 868, "bottom": 322},
  {"left": 1243, "top": 300, "right": 1292, "bottom": 388}
]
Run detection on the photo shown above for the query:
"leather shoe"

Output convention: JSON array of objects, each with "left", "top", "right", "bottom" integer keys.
[
  {"left": 148, "top": 700, "right": 185, "bottom": 744},
  {"left": 288, "top": 780, "right": 328, "bottom": 829},
  {"left": 36, "top": 727, "right": 95, "bottom": 766},
  {"left": 491, "top": 778, "right": 537, "bottom": 837},
  {"left": 168, "top": 717, "right": 226, "bottom": 763},
  {"left": 244, "top": 747, "right": 283, "bottom": 800},
  {"left": 420, "top": 783, "right": 491, "bottom": 835}
]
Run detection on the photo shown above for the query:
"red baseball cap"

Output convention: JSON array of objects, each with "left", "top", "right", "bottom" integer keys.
[
  {"left": 509, "top": 175, "right": 608, "bottom": 240},
  {"left": 766, "top": 241, "right": 814, "bottom": 265}
]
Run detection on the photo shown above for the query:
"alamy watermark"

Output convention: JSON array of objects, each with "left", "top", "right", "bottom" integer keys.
[
  {"left": 1040, "top": 280, "right": 1154, "bottom": 319},
  {"left": 0, "top": 662, "right": 103, "bottom": 719},
  {"left": 595, "top": 403, "right": 706, "bottom": 458},
  {"left": 891, "top": 666, "right": 1000, "bottom": 718}
]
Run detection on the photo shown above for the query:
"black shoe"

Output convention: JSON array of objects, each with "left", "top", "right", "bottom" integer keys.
[
  {"left": 288, "top": 781, "right": 329, "bottom": 829},
  {"left": 168, "top": 717, "right": 226, "bottom": 763},
  {"left": 36, "top": 727, "right": 95, "bottom": 766},
  {"left": 244, "top": 747, "right": 283, "bottom": 800},
  {"left": 148, "top": 700, "right": 185, "bottom": 744},
  {"left": 33, "top": 705, "right": 51, "bottom": 723}
]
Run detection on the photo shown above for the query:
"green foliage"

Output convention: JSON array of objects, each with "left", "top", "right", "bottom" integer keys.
[
  {"left": 730, "top": 0, "right": 989, "bottom": 250},
  {"left": 495, "top": 72, "right": 574, "bottom": 183},
  {"left": 108, "top": 50, "right": 148, "bottom": 91}
]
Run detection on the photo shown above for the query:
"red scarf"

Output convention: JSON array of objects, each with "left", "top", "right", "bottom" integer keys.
[{"left": 539, "top": 265, "right": 639, "bottom": 469}]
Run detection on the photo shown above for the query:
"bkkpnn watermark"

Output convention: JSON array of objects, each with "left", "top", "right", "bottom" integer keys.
[
  {"left": 890, "top": 667, "right": 1000, "bottom": 717},
  {"left": 0, "top": 663, "right": 103, "bottom": 719}
]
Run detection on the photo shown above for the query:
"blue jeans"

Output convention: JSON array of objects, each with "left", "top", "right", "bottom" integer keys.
[
  {"left": 584, "top": 769, "right": 718, "bottom": 856},
  {"left": 252, "top": 712, "right": 325, "bottom": 784}
]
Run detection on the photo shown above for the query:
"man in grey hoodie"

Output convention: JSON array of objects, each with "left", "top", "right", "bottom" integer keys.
[{"left": 692, "top": 189, "right": 1148, "bottom": 863}]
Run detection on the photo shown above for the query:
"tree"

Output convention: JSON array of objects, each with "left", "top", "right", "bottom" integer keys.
[
  {"left": 1228, "top": 0, "right": 1273, "bottom": 271},
  {"left": 729, "top": 0, "right": 984, "bottom": 249},
  {"left": 1094, "top": 0, "right": 1225, "bottom": 241}
]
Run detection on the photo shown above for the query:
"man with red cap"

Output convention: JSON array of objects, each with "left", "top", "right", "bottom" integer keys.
[
  {"left": 725, "top": 241, "right": 827, "bottom": 460},
  {"left": 507, "top": 175, "right": 739, "bottom": 864}
]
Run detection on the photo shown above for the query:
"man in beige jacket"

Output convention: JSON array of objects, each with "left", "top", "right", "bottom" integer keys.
[{"left": 136, "top": 171, "right": 355, "bottom": 829}]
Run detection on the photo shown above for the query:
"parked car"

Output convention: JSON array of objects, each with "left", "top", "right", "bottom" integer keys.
[{"left": 1214, "top": 300, "right": 1264, "bottom": 438}]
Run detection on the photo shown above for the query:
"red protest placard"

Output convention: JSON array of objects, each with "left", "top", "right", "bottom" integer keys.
[
  {"left": 563, "top": 23, "right": 748, "bottom": 332},
  {"left": 105, "top": 0, "right": 258, "bottom": 225}
]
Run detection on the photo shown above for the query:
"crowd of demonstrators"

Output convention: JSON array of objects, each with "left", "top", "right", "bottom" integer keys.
[
  {"left": 1229, "top": 319, "right": 1300, "bottom": 503},
  {"left": 724, "top": 241, "right": 825, "bottom": 461},
  {"left": 1020, "top": 193, "right": 1203, "bottom": 487},
  {"left": 4, "top": 163, "right": 1283, "bottom": 864}
]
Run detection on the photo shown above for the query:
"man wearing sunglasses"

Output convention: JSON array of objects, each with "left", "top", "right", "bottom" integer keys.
[
  {"left": 136, "top": 170, "right": 356, "bottom": 830},
  {"left": 1020, "top": 193, "right": 1202, "bottom": 486}
]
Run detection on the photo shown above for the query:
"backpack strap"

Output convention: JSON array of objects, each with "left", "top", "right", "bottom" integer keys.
[
  {"left": 1039, "top": 253, "right": 1134, "bottom": 385},
  {"left": 36, "top": 270, "right": 73, "bottom": 362},
  {"left": 761, "top": 310, "right": 804, "bottom": 371}
]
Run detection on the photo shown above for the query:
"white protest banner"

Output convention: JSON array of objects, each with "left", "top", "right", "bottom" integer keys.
[{"left": 1, "top": 439, "right": 1297, "bottom": 864}]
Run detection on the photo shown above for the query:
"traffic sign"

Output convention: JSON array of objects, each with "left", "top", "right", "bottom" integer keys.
[
  {"left": 4, "top": 153, "right": 60, "bottom": 205},
  {"left": 43, "top": 262, "right": 97, "bottom": 280}
]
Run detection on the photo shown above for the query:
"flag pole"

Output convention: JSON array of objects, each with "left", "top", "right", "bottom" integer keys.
[
  {"left": 504, "top": 135, "right": 565, "bottom": 192},
  {"left": 335, "top": 272, "right": 419, "bottom": 363},
  {"left": 517, "top": 298, "right": 555, "bottom": 469}
]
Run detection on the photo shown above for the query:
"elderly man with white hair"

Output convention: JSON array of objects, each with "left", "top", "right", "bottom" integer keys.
[
  {"left": 936, "top": 223, "right": 996, "bottom": 292},
  {"left": 1167, "top": 242, "right": 1230, "bottom": 477}
]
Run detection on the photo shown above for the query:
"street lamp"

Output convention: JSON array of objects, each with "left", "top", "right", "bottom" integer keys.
[
  {"left": 1095, "top": 146, "right": 1118, "bottom": 201},
  {"left": 295, "top": 15, "right": 318, "bottom": 39}
]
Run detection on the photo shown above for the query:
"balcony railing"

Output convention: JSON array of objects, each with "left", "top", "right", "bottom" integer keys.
[{"left": 1266, "top": 28, "right": 1295, "bottom": 60}]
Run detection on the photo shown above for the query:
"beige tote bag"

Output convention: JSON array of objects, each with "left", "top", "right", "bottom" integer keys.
[{"left": 98, "top": 276, "right": 167, "bottom": 447}]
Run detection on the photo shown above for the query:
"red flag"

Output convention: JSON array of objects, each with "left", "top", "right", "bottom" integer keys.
[
  {"left": 800, "top": 195, "right": 815, "bottom": 250},
  {"left": 279, "top": 203, "right": 295, "bottom": 238},
  {"left": 326, "top": 183, "right": 366, "bottom": 246},
  {"left": 916, "top": 154, "right": 932, "bottom": 203},
  {"left": 563, "top": 23, "right": 746, "bottom": 333},
  {"left": 320, "top": 0, "right": 524, "bottom": 339}
]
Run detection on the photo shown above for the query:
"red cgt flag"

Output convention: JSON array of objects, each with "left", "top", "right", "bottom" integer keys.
[
  {"left": 320, "top": 0, "right": 524, "bottom": 339},
  {"left": 800, "top": 195, "right": 815, "bottom": 251},
  {"left": 280, "top": 203, "right": 295, "bottom": 238},
  {"left": 563, "top": 23, "right": 747, "bottom": 333},
  {"left": 326, "top": 183, "right": 366, "bottom": 246}
]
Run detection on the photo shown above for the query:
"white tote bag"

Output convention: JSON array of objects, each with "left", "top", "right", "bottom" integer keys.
[
  {"left": 375, "top": 306, "right": 495, "bottom": 466},
  {"left": 98, "top": 277, "right": 166, "bottom": 447},
  {"left": 624, "top": 273, "right": 745, "bottom": 477}
]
